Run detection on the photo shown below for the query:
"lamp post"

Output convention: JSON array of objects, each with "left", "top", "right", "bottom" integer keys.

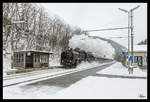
[
  {"left": 119, "top": 5, "right": 140, "bottom": 74},
  {"left": 118, "top": 8, "right": 130, "bottom": 69},
  {"left": 130, "top": 5, "right": 140, "bottom": 65}
]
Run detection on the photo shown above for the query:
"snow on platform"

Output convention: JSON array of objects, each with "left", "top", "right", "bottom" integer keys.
[{"left": 96, "top": 62, "right": 147, "bottom": 77}]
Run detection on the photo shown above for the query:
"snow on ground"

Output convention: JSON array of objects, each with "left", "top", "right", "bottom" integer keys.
[
  {"left": 76, "top": 61, "right": 104, "bottom": 69},
  {"left": 50, "top": 76, "right": 147, "bottom": 99},
  {"left": 49, "top": 57, "right": 61, "bottom": 66},
  {"left": 4, "top": 85, "right": 64, "bottom": 99},
  {"left": 3, "top": 54, "right": 12, "bottom": 77},
  {"left": 4, "top": 76, "right": 147, "bottom": 99},
  {"left": 69, "top": 34, "right": 115, "bottom": 59},
  {"left": 3, "top": 61, "right": 113, "bottom": 99},
  {"left": 97, "top": 62, "right": 147, "bottom": 77},
  {"left": 3, "top": 61, "right": 147, "bottom": 99}
]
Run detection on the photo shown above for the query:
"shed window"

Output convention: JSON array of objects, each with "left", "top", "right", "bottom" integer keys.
[
  {"left": 34, "top": 54, "right": 36, "bottom": 62},
  {"left": 44, "top": 56, "right": 46, "bottom": 63},
  {"left": 20, "top": 54, "right": 24, "bottom": 62},
  {"left": 14, "top": 53, "right": 24, "bottom": 63},
  {"left": 42, "top": 56, "right": 44, "bottom": 63},
  {"left": 40, "top": 56, "right": 42, "bottom": 63},
  {"left": 47, "top": 56, "right": 49, "bottom": 62},
  {"left": 34, "top": 54, "right": 38, "bottom": 63},
  {"left": 45, "top": 56, "right": 47, "bottom": 62},
  {"left": 43, "top": 55, "right": 45, "bottom": 62},
  {"left": 46, "top": 56, "right": 48, "bottom": 62},
  {"left": 19, "top": 54, "right": 21, "bottom": 62},
  {"left": 38, "top": 55, "right": 40, "bottom": 63},
  {"left": 17, "top": 54, "right": 19, "bottom": 63},
  {"left": 14, "top": 54, "right": 17, "bottom": 63},
  {"left": 34, "top": 54, "right": 40, "bottom": 63}
]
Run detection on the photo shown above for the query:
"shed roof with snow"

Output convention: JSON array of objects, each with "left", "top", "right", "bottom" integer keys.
[{"left": 14, "top": 50, "right": 53, "bottom": 54}]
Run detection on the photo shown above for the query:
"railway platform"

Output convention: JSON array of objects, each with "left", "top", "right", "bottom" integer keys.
[{"left": 6, "top": 66, "right": 63, "bottom": 75}]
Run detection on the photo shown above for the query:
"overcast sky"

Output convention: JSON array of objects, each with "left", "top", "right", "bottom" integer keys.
[{"left": 39, "top": 3, "right": 147, "bottom": 48}]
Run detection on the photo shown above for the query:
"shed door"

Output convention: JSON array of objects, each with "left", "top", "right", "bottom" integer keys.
[{"left": 26, "top": 52, "right": 33, "bottom": 68}]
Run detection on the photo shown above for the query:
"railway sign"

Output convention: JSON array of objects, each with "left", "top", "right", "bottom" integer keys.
[{"left": 128, "top": 56, "right": 132, "bottom": 61}]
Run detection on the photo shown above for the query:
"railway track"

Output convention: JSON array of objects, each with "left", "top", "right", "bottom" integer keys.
[
  {"left": 3, "top": 67, "right": 65, "bottom": 81},
  {"left": 3, "top": 69, "right": 76, "bottom": 87},
  {"left": 3, "top": 61, "right": 115, "bottom": 88},
  {"left": 3, "top": 60, "right": 112, "bottom": 81}
]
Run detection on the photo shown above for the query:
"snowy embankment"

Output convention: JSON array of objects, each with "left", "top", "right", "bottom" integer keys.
[
  {"left": 69, "top": 34, "right": 115, "bottom": 59},
  {"left": 97, "top": 62, "right": 147, "bottom": 77}
]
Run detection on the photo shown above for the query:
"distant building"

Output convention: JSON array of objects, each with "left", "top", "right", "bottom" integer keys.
[{"left": 125, "top": 45, "right": 147, "bottom": 68}]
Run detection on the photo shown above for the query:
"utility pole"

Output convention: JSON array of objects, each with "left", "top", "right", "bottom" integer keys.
[
  {"left": 118, "top": 8, "right": 130, "bottom": 69},
  {"left": 130, "top": 11, "right": 134, "bottom": 64},
  {"left": 118, "top": 5, "right": 140, "bottom": 74},
  {"left": 128, "top": 12, "right": 130, "bottom": 68},
  {"left": 130, "top": 5, "right": 140, "bottom": 68}
]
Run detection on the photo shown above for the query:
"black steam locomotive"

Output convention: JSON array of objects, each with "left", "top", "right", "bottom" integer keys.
[{"left": 60, "top": 48, "right": 95, "bottom": 68}]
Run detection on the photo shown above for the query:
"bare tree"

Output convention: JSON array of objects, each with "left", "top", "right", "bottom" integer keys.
[{"left": 3, "top": 3, "right": 84, "bottom": 56}]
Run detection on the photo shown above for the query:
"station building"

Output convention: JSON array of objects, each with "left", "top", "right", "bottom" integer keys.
[
  {"left": 125, "top": 45, "right": 147, "bottom": 68},
  {"left": 13, "top": 50, "right": 53, "bottom": 69}
]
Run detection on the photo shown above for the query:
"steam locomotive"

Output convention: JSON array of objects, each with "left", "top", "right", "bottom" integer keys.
[{"left": 60, "top": 48, "right": 95, "bottom": 68}]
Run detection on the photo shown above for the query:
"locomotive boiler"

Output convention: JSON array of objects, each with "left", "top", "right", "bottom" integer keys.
[{"left": 60, "top": 48, "right": 95, "bottom": 68}]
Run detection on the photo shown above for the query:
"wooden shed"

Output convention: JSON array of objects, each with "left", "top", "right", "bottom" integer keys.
[{"left": 13, "top": 50, "right": 53, "bottom": 69}]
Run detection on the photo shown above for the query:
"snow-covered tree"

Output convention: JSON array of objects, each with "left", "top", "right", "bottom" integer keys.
[{"left": 3, "top": 3, "right": 84, "bottom": 56}]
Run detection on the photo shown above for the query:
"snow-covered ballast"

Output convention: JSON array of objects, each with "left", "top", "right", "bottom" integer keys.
[{"left": 13, "top": 50, "right": 53, "bottom": 69}]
